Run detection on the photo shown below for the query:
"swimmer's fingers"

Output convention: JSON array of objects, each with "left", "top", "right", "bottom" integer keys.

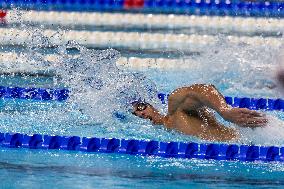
[
  {"left": 234, "top": 110, "right": 267, "bottom": 126},
  {"left": 248, "top": 111, "right": 265, "bottom": 117},
  {"left": 238, "top": 109, "right": 266, "bottom": 122},
  {"left": 241, "top": 117, "right": 268, "bottom": 128},
  {"left": 239, "top": 108, "right": 264, "bottom": 117},
  {"left": 243, "top": 113, "right": 266, "bottom": 120},
  {"left": 221, "top": 108, "right": 266, "bottom": 126}
]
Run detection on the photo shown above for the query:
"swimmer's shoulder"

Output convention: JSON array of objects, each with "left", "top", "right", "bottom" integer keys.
[
  {"left": 168, "top": 85, "right": 204, "bottom": 115},
  {"left": 169, "top": 86, "right": 190, "bottom": 98},
  {"left": 169, "top": 84, "right": 206, "bottom": 101},
  {"left": 168, "top": 87, "right": 191, "bottom": 114}
]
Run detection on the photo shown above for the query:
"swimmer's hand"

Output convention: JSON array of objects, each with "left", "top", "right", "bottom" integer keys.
[{"left": 220, "top": 108, "right": 267, "bottom": 127}]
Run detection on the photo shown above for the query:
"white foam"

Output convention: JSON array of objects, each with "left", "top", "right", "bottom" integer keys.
[
  {"left": 238, "top": 115, "right": 284, "bottom": 145},
  {"left": 51, "top": 42, "right": 162, "bottom": 123}
]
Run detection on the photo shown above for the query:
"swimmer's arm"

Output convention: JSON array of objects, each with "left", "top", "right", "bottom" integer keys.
[
  {"left": 169, "top": 84, "right": 229, "bottom": 115},
  {"left": 169, "top": 84, "right": 267, "bottom": 127}
]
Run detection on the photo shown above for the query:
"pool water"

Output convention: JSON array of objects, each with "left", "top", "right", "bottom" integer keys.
[
  {"left": 0, "top": 147, "right": 283, "bottom": 189},
  {"left": 1, "top": 61, "right": 284, "bottom": 188},
  {"left": 0, "top": 9, "right": 284, "bottom": 189},
  {"left": 1, "top": 147, "right": 284, "bottom": 189}
]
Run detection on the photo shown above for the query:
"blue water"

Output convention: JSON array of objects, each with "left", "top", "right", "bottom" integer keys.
[
  {"left": 0, "top": 11, "right": 284, "bottom": 188},
  {"left": 1, "top": 66, "right": 284, "bottom": 188},
  {"left": 1, "top": 146, "right": 284, "bottom": 189}
]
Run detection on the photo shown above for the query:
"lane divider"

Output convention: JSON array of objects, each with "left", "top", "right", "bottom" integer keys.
[
  {"left": 6, "top": 10, "right": 284, "bottom": 33},
  {"left": 0, "top": 28, "right": 282, "bottom": 51},
  {"left": 0, "top": 0, "right": 283, "bottom": 17},
  {"left": 0, "top": 86, "right": 70, "bottom": 101},
  {"left": 0, "top": 132, "right": 283, "bottom": 162},
  {"left": 158, "top": 93, "right": 284, "bottom": 111},
  {"left": 0, "top": 86, "right": 283, "bottom": 111},
  {"left": 0, "top": 52, "right": 198, "bottom": 72},
  {"left": 0, "top": 10, "right": 6, "bottom": 19}
]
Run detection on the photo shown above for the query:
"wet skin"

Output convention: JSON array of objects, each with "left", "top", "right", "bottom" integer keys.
[{"left": 132, "top": 84, "right": 267, "bottom": 142}]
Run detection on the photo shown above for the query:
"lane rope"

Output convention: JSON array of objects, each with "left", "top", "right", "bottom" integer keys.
[
  {"left": 0, "top": 86, "right": 283, "bottom": 111},
  {"left": 5, "top": 10, "right": 284, "bottom": 34},
  {"left": 0, "top": 131, "right": 283, "bottom": 162},
  {"left": 0, "top": 52, "right": 199, "bottom": 72},
  {"left": 0, "top": 28, "right": 281, "bottom": 51},
  {"left": 0, "top": 0, "right": 283, "bottom": 17}
]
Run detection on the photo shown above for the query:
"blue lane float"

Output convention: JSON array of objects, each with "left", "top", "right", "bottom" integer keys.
[
  {"left": 0, "top": 86, "right": 69, "bottom": 101},
  {"left": 0, "top": 0, "right": 283, "bottom": 17},
  {"left": 0, "top": 132, "right": 283, "bottom": 162},
  {"left": 158, "top": 92, "right": 284, "bottom": 111},
  {"left": 1, "top": 86, "right": 284, "bottom": 111}
]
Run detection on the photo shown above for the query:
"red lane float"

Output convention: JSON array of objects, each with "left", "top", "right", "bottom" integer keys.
[
  {"left": 124, "top": 0, "right": 144, "bottom": 9},
  {"left": 0, "top": 10, "right": 7, "bottom": 18}
]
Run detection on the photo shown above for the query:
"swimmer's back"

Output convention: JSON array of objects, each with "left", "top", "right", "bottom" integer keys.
[
  {"left": 165, "top": 109, "right": 238, "bottom": 142},
  {"left": 168, "top": 86, "right": 203, "bottom": 115}
]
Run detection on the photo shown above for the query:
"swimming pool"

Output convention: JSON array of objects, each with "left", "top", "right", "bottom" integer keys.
[{"left": 0, "top": 5, "right": 284, "bottom": 189}]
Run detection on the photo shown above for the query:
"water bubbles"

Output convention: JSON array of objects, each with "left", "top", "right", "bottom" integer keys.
[
  {"left": 51, "top": 42, "right": 160, "bottom": 123},
  {"left": 0, "top": 11, "right": 164, "bottom": 139},
  {"left": 184, "top": 36, "right": 282, "bottom": 98}
]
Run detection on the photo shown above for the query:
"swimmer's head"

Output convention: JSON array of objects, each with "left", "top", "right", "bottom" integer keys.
[{"left": 131, "top": 100, "right": 164, "bottom": 125}]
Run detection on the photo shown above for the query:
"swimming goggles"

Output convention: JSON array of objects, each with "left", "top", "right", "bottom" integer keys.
[{"left": 135, "top": 102, "right": 149, "bottom": 112}]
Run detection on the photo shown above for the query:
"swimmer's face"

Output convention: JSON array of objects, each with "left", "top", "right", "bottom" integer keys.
[{"left": 132, "top": 102, "right": 156, "bottom": 121}]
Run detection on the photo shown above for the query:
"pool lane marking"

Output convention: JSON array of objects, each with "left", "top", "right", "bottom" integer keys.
[
  {"left": 6, "top": 10, "right": 284, "bottom": 34},
  {"left": 0, "top": 28, "right": 282, "bottom": 52},
  {"left": 0, "top": 52, "right": 200, "bottom": 72},
  {"left": 0, "top": 85, "right": 283, "bottom": 111},
  {"left": 0, "top": 132, "right": 282, "bottom": 162}
]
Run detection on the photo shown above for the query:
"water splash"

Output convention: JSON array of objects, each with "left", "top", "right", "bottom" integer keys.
[
  {"left": 51, "top": 41, "right": 160, "bottom": 123},
  {"left": 1, "top": 10, "right": 284, "bottom": 145},
  {"left": 0, "top": 11, "right": 163, "bottom": 137},
  {"left": 190, "top": 36, "right": 283, "bottom": 97},
  {"left": 237, "top": 114, "right": 284, "bottom": 146}
]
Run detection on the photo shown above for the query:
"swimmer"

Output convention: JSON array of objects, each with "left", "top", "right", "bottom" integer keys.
[{"left": 131, "top": 84, "right": 267, "bottom": 142}]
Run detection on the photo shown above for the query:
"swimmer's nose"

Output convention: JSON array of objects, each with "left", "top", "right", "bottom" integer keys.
[
  {"left": 132, "top": 111, "right": 137, "bottom": 116},
  {"left": 128, "top": 107, "right": 137, "bottom": 116}
]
